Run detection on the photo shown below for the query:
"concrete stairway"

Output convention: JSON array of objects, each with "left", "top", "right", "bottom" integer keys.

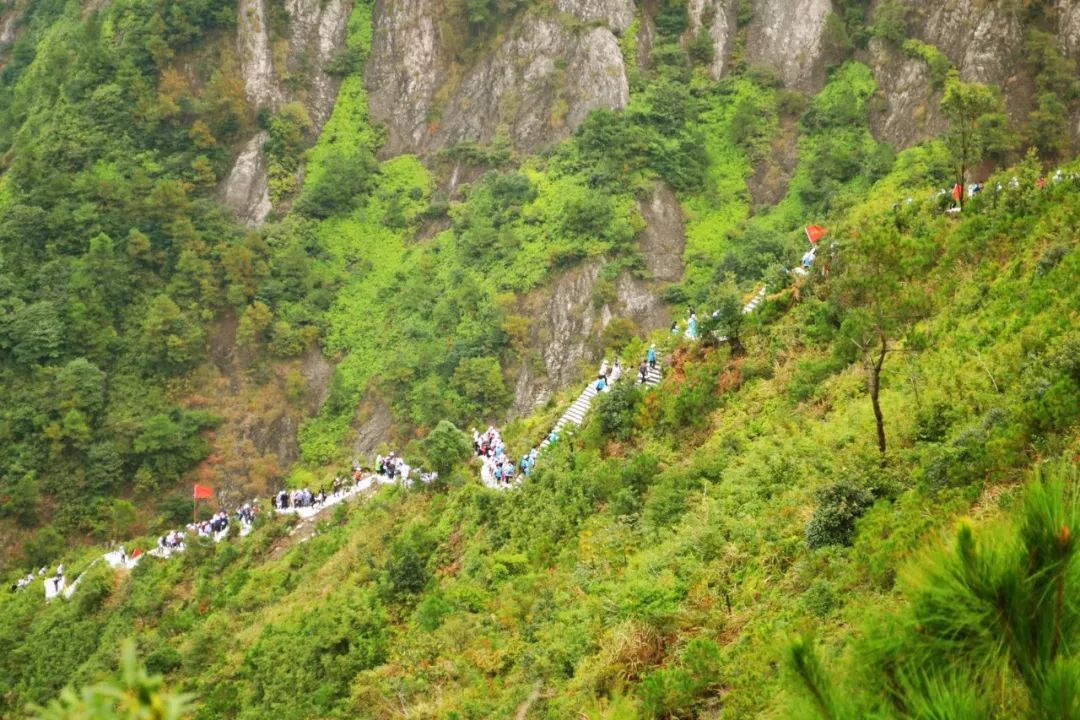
[
  {"left": 743, "top": 285, "right": 766, "bottom": 314},
  {"left": 548, "top": 383, "right": 599, "bottom": 440}
]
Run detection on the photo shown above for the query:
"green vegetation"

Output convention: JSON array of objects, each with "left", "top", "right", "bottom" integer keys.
[
  {"left": 2, "top": 144, "right": 1076, "bottom": 716},
  {"left": 791, "top": 468, "right": 1080, "bottom": 719},
  {"left": 0, "top": 0, "right": 1078, "bottom": 717}
]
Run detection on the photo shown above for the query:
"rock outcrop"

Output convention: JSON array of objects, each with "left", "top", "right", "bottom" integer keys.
[
  {"left": 921, "top": 0, "right": 1023, "bottom": 87},
  {"left": 367, "top": 4, "right": 629, "bottom": 157},
  {"left": 512, "top": 262, "right": 663, "bottom": 414},
  {"left": 868, "top": 39, "right": 947, "bottom": 150},
  {"left": 638, "top": 183, "right": 685, "bottom": 283},
  {"left": 285, "top": 0, "right": 352, "bottom": 127},
  {"left": 636, "top": 0, "right": 657, "bottom": 70},
  {"left": 556, "top": 0, "right": 635, "bottom": 35},
  {"left": 1062, "top": 0, "right": 1080, "bottom": 145},
  {"left": 236, "top": 0, "right": 279, "bottom": 110},
  {"left": 222, "top": 0, "right": 351, "bottom": 224},
  {"left": 222, "top": 132, "right": 273, "bottom": 227},
  {"left": 745, "top": 0, "right": 833, "bottom": 91},
  {"left": 366, "top": 0, "right": 448, "bottom": 157},
  {"left": 868, "top": 0, "right": 1031, "bottom": 149},
  {"left": 1061, "top": 0, "right": 1080, "bottom": 59},
  {"left": 686, "top": 0, "right": 737, "bottom": 80},
  {"left": 432, "top": 17, "right": 629, "bottom": 153},
  {"left": 1, "top": 12, "right": 18, "bottom": 46}
]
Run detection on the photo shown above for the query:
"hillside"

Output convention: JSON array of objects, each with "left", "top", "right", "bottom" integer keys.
[{"left": 0, "top": 0, "right": 1078, "bottom": 717}]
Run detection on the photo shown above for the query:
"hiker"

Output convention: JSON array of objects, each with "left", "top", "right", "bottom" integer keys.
[
  {"left": 648, "top": 344, "right": 657, "bottom": 369},
  {"left": 639, "top": 360, "right": 648, "bottom": 384},
  {"left": 595, "top": 375, "right": 607, "bottom": 393},
  {"left": 671, "top": 321, "right": 679, "bottom": 334},
  {"left": 610, "top": 359, "right": 622, "bottom": 384},
  {"left": 599, "top": 358, "right": 609, "bottom": 381},
  {"left": 687, "top": 313, "right": 697, "bottom": 340}
]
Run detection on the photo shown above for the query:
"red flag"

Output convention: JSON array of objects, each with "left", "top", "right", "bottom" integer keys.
[
  {"left": 131, "top": 548, "right": 143, "bottom": 559},
  {"left": 193, "top": 484, "right": 213, "bottom": 500},
  {"left": 952, "top": 183, "right": 963, "bottom": 202},
  {"left": 805, "top": 225, "right": 827, "bottom": 245}
]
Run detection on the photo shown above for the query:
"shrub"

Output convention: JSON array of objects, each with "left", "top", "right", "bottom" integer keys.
[
  {"left": 596, "top": 381, "right": 643, "bottom": 442},
  {"left": 144, "top": 645, "right": 183, "bottom": 675},
  {"left": 295, "top": 150, "right": 378, "bottom": 219},
  {"left": 870, "top": 1, "right": 909, "bottom": 45},
  {"left": 687, "top": 29, "right": 715, "bottom": 67},
  {"left": 805, "top": 481, "right": 875, "bottom": 549},
  {"left": 420, "top": 420, "right": 472, "bottom": 476}
]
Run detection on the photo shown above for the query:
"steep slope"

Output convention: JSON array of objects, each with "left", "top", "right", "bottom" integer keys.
[
  {"left": 0, "top": 8, "right": 1079, "bottom": 717},
  {"left": 1, "top": 149, "right": 1076, "bottom": 718}
]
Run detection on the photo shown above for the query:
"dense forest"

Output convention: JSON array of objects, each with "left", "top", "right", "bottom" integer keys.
[{"left": 0, "top": 0, "right": 1078, "bottom": 717}]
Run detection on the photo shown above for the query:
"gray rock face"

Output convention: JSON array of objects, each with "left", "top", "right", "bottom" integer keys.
[
  {"left": 868, "top": 38, "right": 947, "bottom": 149},
  {"left": 555, "top": 0, "right": 635, "bottom": 34},
  {"left": 434, "top": 17, "right": 629, "bottom": 152},
  {"left": 745, "top": 0, "right": 832, "bottom": 90},
  {"left": 367, "top": 5, "right": 628, "bottom": 157},
  {"left": 285, "top": 0, "right": 352, "bottom": 127},
  {"left": 222, "top": 132, "right": 272, "bottom": 227},
  {"left": 867, "top": 0, "right": 1028, "bottom": 149},
  {"left": 921, "top": 0, "right": 1023, "bottom": 86},
  {"left": 636, "top": 0, "right": 657, "bottom": 70},
  {"left": 638, "top": 183, "right": 685, "bottom": 282},
  {"left": 1059, "top": 0, "right": 1080, "bottom": 60},
  {"left": 224, "top": 0, "right": 351, "bottom": 224},
  {"left": 510, "top": 258, "right": 670, "bottom": 414},
  {"left": 366, "top": 0, "right": 447, "bottom": 157},
  {"left": 236, "top": 0, "right": 279, "bottom": 109},
  {"left": 1, "top": 11, "right": 18, "bottom": 45},
  {"left": 536, "top": 263, "right": 604, "bottom": 401},
  {"left": 686, "top": 0, "right": 737, "bottom": 80}
]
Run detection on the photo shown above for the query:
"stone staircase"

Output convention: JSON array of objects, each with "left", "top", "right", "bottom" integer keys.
[
  {"left": 492, "top": 283, "right": 770, "bottom": 482},
  {"left": 743, "top": 285, "right": 766, "bottom": 314}
]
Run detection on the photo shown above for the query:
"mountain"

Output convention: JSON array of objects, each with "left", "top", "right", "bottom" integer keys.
[{"left": 0, "top": 0, "right": 1078, "bottom": 717}]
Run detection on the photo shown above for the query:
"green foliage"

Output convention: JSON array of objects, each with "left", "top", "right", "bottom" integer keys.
[
  {"left": 595, "top": 382, "right": 643, "bottom": 442},
  {"left": 902, "top": 39, "right": 952, "bottom": 88},
  {"left": 869, "top": 1, "right": 909, "bottom": 45},
  {"left": 294, "top": 149, "right": 378, "bottom": 219},
  {"left": 792, "top": 469, "right": 1080, "bottom": 719},
  {"left": 940, "top": 71, "right": 1008, "bottom": 192},
  {"left": 0, "top": 2, "right": 1078, "bottom": 718},
  {"left": 32, "top": 640, "right": 194, "bottom": 720},
  {"left": 420, "top": 420, "right": 472, "bottom": 476},
  {"left": 805, "top": 481, "right": 875, "bottom": 549}
]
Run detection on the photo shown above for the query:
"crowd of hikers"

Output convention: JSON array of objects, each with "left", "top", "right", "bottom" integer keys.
[
  {"left": 475, "top": 426, "right": 542, "bottom": 487},
  {"left": 10, "top": 565, "right": 64, "bottom": 594},
  {"left": 156, "top": 505, "right": 259, "bottom": 554}
]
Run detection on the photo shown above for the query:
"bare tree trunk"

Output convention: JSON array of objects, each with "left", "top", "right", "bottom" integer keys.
[
  {"left": 730, "top": 332, "right": 745, "bottom": 358},
  {"left": 869, "top": 335, "right": 888, "bottom": 458}
]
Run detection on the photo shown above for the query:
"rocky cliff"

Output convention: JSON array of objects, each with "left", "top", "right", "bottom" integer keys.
[
  {"left": 222, "top": 0, "right": 352, "bottom": 225},
  {"left": 366, "top": 0, "right": 631, "bottom": 158}
]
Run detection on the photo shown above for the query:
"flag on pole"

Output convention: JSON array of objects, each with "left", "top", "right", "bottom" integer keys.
[
  {"left": 805, "top": 225, "right": 827, "bottom": 245},
  {"left": 193, "top": 484, "right": 213, "bottom": 500}
]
